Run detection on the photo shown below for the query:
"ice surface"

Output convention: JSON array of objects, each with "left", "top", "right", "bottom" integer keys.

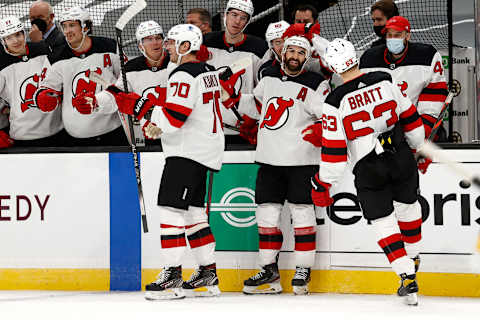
[{"left": 0, "top": 291, "right": 477, "bottom": 320}]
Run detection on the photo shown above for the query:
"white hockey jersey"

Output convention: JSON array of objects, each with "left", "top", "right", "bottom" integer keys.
[
  {"left": 319, "top": 72, "right": 425, "bottom": 187},
  {"left": 39, "top": 37, "right": 121, "bottom": 138},
  {"left": 238, "top": 64, "right": 330, "bottom": 166},
  {"left": 359, "top": 42, "right": 448, "bottom": 119},
  {"left": 0, "top": 42, "right": 62, "bottom": 140},
  {"left": 203, "top": 32, "right": 268, "bottom": 131},
  {"left": 150, "top": 62, "right": 225, "bottom": 171}
]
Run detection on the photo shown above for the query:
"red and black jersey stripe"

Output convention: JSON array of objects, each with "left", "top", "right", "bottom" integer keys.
[
  {"left": 258, "top": 227, "right": 283, "bottom": 250},
  {"left": 399, "top": 105, "right": 423, "bottom": 132},
  {"left": 162, "top": 102, "right": 192, "bottom": 128},
  {"left": 321, "top": 138, "right": 347, "bottom": 163},
  {"left": 186, "top": 226, "right": 215, "bottom": 249},
  {"left": 398, "top": 218, "right": 422, "bottom": 243},
  {"left": 418, "top": 82, "right": 448, "bottom": 102},
  {"left": 378, "top": 233, "right": 407, "bottom": 263},
  {"left": 294, "top": 227, "right": 316, "bottom": 251}
]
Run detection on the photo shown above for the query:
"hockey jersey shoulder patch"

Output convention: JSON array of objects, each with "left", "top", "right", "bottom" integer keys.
[{"left": 169, "top": 62, "right": 215, "bottom": 79}]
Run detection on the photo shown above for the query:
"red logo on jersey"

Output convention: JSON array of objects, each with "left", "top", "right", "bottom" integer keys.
[
  {"left": 20, "top": 73, "right": 41, "bottom": 112},
  {"left": 260, "top": 97, "right": 294, "bottom": 130},
  {"left": 71, "top": 68, "right": 103, "bottom": 99},
  {"left": 398, "top": 81, "right": 408, "bottom": 97},
  {"left": 142, "top": 86, "right": 167, "bottom": 107}
]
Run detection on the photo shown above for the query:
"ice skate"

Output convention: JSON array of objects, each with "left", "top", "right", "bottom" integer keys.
[
  {"left": 183, "top": 263, "right": 221, "bottom": 297},
  {"left": 291, "top": 266, "right": 311, "bottom": 295},
  {"left": 145, "top": 266, "right": 185, "bottom": 300},
  {"left": 397, "top": 273, "right": 419, "bottom": 306},
  {"left": 243, "top": 262, "right": 282, "bottom": 294}
]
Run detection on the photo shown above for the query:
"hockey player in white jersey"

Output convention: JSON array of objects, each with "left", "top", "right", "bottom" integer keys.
[
  {"left": 234, "top": 36, "right": 329, "bottom": 295},
  {"left": 0, "top": 15, "right": 67, "bottom": 147},
  {"left": 257, "top": 20, "right": 290, "bottom": 80},
  {"left": 34, "top": 6, "right": 126, "bottom": 146},
  {"left": 314, "top": 38, "right": 427, "bottom": 305},
  {"left": 359, "top": 16, "right": 449, "bottom": 142},
  {"left": 203, "top": 0, "right": 268, "bottom": 138},
  {"left": 72, "top": 20, "right": 169, "bottom": 145},
  {"left": 107, "top": 24, "right": 224, "bottom": 300}
]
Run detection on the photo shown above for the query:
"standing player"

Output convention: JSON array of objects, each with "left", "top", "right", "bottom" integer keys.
[
  {"left": 313, "top": 38, "right": 426, "bottom": 305},
  {"left": 0, "top": 15, "right": 66, "bottom": 147},
  {"left": 235, "top": 36, "right": 328, "bottom": 295},
  {"left": 360, "top": 16, "right": 448, "bottom": 142},
  {"left": 203, "top": 0, "right": 268, "bottom": 137},
  {"left": 257, "top": 21, "right": 289, "bottom": 80},
  {"left": 34, "top": 6, "right": 126, "bottom": 146},
  {"left": 72, "top": 20, "right": 169, "bottom": 145},
  {"left": 109, "top": 24, "right": 224, "bottom": 300}
]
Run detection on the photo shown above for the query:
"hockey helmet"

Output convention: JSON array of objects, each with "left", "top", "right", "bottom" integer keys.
[
  {"left": 224, "top": 0, "right": 254, "bottom": 34},
  {"left": 59, "top": 6, "right": 91, "bottom": 31},
  {"left": 265, "top": 21, "right": 290, "bottom": 47},
  {"left": 324, "top": 38, "right": 358, "bottom": 74},
  {"left": 136, "top": 20, "right": 164, "bottom": 42},
  {"left": 281, "top": 36, "right": 312, "bottom": 76},
  {"left": 166, "top": 24, "right": 202, "bottom": 62},
  {"left": 0, "top": 16, "right": 24, "bottom": 40}
]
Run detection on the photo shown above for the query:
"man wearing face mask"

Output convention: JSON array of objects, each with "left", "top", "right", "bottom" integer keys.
[
  {"left": 360, "top": 16, "right": 448, "bottom": 142},
  {"left": 29, "top": 0, "right": 64, "bottom": 51},
  {"left": 370, "top": 0, "right": 399, "bottom": 48}
]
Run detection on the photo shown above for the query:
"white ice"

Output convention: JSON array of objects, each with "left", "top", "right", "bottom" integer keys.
[{"left": 0, "top": 291, "right": 478, "bottom": 320}]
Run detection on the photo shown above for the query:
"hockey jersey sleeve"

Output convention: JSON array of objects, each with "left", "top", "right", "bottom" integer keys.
[
  {"left": 94, "top": 74, "right": 132, "bottom": 115},
  {"left": 391, "top": 83, "right": 425, "bottom": 151},
  {"left": 237, "top": 78, "right": 265, "bottom": 120},
  {"left": 39, "top": 58, "right": 63, "bottom": 91},
  {"left": 305, "top": 79, "right": 331, "bottom": 119},
  {"left": 318, "top": 102, "right": 348, "bottom": 187},
  {"left": 150, "top": 70, "right": 197, "bottom": 134},
  {"left": 417, "top": 51, "right": 448, "bottom": 120}
]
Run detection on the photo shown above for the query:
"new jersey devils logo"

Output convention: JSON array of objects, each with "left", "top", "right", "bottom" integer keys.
[
  {"left": 260, "top": 97, "right": 294, "bottom": 130},
  {"left": 19, "top": 73, "right": 41, "bottom": 112},
  {"left": 398, "top": 81, "right": 408, "bottom": 97},
  {"left": 142, "top": 86, "right": 167, "bottom": 107},
  {"left": 72, "top": 68, "right": 103, "bottom": 99}
]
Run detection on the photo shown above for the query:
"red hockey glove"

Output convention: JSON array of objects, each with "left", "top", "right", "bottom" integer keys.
[
  {"left": 196, "top": 44, "right": 211, "bottom": 62},
  {"left": 35, "top": 88, "right": 62, "bottom": 112},
  {"left": 106, "top": 85, "right": 153, "bottom": 120},
  {"left": 220, "top": 69, "right": 245, "bottom": 109},
  {"left": 72, "top": 91, "right": 98, "bottom": 114},
  {"left": 311, "top": 173, "right": 334, "bottom": 207},
  {"left": 142, "top": 120, "right": 162, "bottom": 140},
  {"left": 417, "top": 156, "right": 432, "bottom": 174},
  {"left": 282, "top": 23, "right": 308, "bottom": 39},
  {"left": 0, "top": 130, "right": 13, "bottom": 148},
  {"left": 305, "top": 23, "right": 321, "bottom": 41},
  {"left": 239, "top": 115, "right": 258, "bottom": 145},
  {"left": 302, "top": 121, "right": 323, "bottom": 147}
]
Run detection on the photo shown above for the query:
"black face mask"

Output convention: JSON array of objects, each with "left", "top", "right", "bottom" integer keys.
[
  {"left": 31, "top": 18, "right": 47, "bottom": 33},
  {"left": 373, "top": 25, "right": 385, "bottom": 37}
]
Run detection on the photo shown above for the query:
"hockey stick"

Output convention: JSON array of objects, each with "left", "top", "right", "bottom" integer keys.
[
  {"left": 206, "top": 171, "right": 214, "bottom": 222},
  {"left": 115, "top": 0, "right": 149, "bottom": 233},
  {"left": 418, "top": 140, "right": 480, "bottom": 189},
  {"left": 427, "top": 91, "right": 455, "bottom": 141}
]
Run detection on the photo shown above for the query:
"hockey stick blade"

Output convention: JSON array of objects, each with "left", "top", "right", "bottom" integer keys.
[
  {"left": 428, "top": 91, "right": 454, "bottom": 141},
  {"left": 223, "top": 122, "right": 240, "bottom": 132},
  {"left": 115, "top": 0, "right": 147, "bottom": 31},
  {"left": 88, "top": 71, "right": 110, "bottom": 88},
  {"left": 419, "top": 140, "right": 480, "bottom": 189}
]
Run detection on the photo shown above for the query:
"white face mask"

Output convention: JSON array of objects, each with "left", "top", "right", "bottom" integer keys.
[{"left": 386, "top": 38, "right": 405, "bottom": 54}]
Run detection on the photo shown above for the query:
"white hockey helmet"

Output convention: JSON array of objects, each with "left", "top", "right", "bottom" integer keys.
[
  {"left": 325, "top": 38, "right": 358, "bottom": 74},
  {"left": 281, "top": 36, "right": 312, "bottom": 76},
  {"left": 136, "top": 20, "right": 164, "bottom": 42},
  {"left": 265, "top": 20, "right": 290, "bottom": 47},
  {"left": 59, "top": 7, "right": 92, "bottom": 50},
  {"left": 224, "top": 0, "right": 254, "bottom": 34},
  {"left": 0, "top": 16, "right": 25, "bottom": 55},
  {"left": 166, "top": 24, "right": 202, "bottom": 63}
]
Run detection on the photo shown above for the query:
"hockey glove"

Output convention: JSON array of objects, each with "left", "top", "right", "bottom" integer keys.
[
  {"left": 106, "top": 85, "right": 153, "bottom": 120},
  {"left": 305, "top": 23, "right": 321, "bottom": 41},
  {"left": 302, "top": 121, "right": 323, "bottom": 147},
  {"left": 0, "top": 130, "right": 13, "bottom": 148},
  {"left": 282, "top": 23, "right": 308, "bottom": 39},
  {"left": 239, "top": 115, "right": 258, "bottom": 145},
  {"left": 311, "top": 173, "right": 334, "bottom": 207},
  {"left": 72, "top": 91, "right": 98, "bottom": 114},
  {"left": 417, "top": 155, "right": 432, "bottom": 174},
  {"left": 220, "top": 69, "right": 245, "bottom": 109},
  {"left": 142, "top": 120, "right": 162, "bottom": 140},
  {"left": 35, "top": 88, "right": 63, "bottom": 112},
  {"left": 195, "top": 44, "right": 211, "bottom": 62}
]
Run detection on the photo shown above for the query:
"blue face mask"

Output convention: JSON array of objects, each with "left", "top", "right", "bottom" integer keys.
[{"left": 386, "top": 38, "right": 405, "bottom": 54}]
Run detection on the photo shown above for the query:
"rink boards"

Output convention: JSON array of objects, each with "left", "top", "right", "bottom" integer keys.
[{"left": 0, "top": 149, "right": 479, "bottom": 296}]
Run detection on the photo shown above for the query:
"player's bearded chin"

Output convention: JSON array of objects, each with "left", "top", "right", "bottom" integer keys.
[{"left": 286, "top": 58, "right": 301, "bottom": 72}]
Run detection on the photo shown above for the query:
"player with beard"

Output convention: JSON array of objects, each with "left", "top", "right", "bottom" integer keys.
[
  {"left": 34, "top": 6, "right": 126, "bottom": 146},
  {"left": 0, "top": 15, "right": 67, "bottom": 147},
  {"left": 231, "top": 36, "right": 329, "bottom": 295}
]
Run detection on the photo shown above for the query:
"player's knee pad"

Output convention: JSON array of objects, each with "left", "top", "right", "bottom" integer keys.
[
  {"left": 288, "top": 203, "right": 316, "bottom": 228},
  {"left": 256, "top": 203, "right": 282, "bottom": 228},
  {"left": 394, "top": 201, "right": 422, "bottom": 244},
  {"left": 371, "top": 213, "right": 407, "bottom": 264},
  {"left": 158, "top": 206, "right": 186, "bottom": 227},
  {"left": 394, "top": 201, "right": 421, "bottom": 222},
  {"left": 185, "top": 206, "right": 208, "bottom": 226}
]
